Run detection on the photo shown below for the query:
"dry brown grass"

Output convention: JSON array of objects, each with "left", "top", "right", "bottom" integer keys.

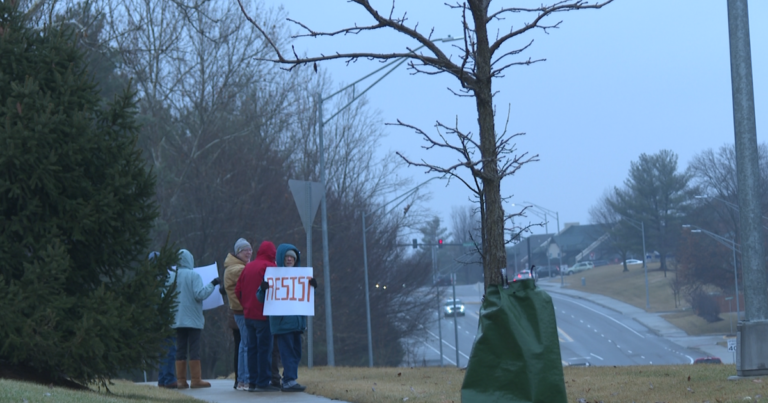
[
  {"left": 299, "top": 365, "right": 766, "bottom": 403},
  {"left": 663, "top": 309, "right": 739, "bottom": 336},
  {"left": 542, "top": 262, "right": 685, "bottom": 313}
]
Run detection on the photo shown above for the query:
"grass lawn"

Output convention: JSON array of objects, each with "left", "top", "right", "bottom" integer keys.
[
  {"left": 6, "top": 365, "right": 766, "bottom": 403},
  {"left": 0, "top": 378, "right": 203, "bottom": 403},
  {"left": 662, "top": 309, "right": 740, "bottom": 336},
  {"left": 542, "top": 262, "right": 685, "bottom": 313}
]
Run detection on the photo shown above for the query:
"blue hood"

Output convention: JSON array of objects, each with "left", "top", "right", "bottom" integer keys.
[{"left": 275, "top": 244, "right": 301, "bottom": 267}]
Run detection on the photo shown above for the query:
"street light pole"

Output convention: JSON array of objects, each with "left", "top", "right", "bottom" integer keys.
[
  {"left": 684, "top": 225, "right": 740, "bottom": 321},
  {"left": 523, "top": 201, "right": 560, "bottom": 233},
  {"left": 314, "top": 36, "right": 459, "bottom": 366},
  {"left": 360, "top": 212, "right": 373, "bottom": 367},
  {"left": 360, "top": 177, "right": 442, "bottom": 367},
  {"left": 317, "top": 94, "right": 335, "bottom": 366},
  {"left": 623, "top": 217, "right": 649, "bottom": 310}
]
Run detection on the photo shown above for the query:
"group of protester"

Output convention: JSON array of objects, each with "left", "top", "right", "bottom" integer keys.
[{"left": 153, "top": 238, "right": 316, "bottom": 393}]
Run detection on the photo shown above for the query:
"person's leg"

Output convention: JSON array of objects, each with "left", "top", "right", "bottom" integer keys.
[
  {"left": 232, "top": 328, "right": 240, "bottom": 389},
  {"left": 255, "top": 319, "right": 273, "bottom": 387},
  {"left": 188, "top": 328, "right": 210, "bottom": 388},
  {"left": 157, "top": 336, "right": 177, "bottom": 387},
  {"left": 270, "top": 334, "right": 281, "bottom": 387},
  {"left": 175, "top": 328, "right": 189, "bottom": 389},
  {"left": 278, "top": 332, "right": 304, "bottom": 391},
  {"left": 234, "top": 314, "right": 249, "bottom": 386},
  {"left": 245, "top": 318, "right": 260, "bottom": 388}
]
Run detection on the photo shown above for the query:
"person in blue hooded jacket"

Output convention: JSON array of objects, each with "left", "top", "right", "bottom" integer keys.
[
  {"left": 166, "top": 249, "right": 218, "bottom": 388},
  {"left": 257, "top": 244, "right": 316, "bottom": 392}
]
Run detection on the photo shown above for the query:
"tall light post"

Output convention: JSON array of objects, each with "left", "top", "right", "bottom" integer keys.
[
  {"left": 360, "top": 177, "right": 442, "bottom": 367},
  {"left": 683, "top": 225, "right": 740, "bottom": 320},
  {"left": 523, "top": 201, "right": 560, "bottom": 234},
  {"left": 316, "top": 37, "right": 458, "bottom": 365},
  {"left": 622, "top": 217, "right": 649, "bottom": 311}
]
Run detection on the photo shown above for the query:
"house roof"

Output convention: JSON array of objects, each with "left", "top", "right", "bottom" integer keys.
[
  {"left": 506, "top": 224, "right": 607, "bottom": 255},
  {"left": 552, "top": 224, "right": 606, "bottom": 253}
]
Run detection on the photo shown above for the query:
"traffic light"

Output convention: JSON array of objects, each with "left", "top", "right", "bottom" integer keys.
[
  {"left": 412, "top": 239, "right": 418, "bottom": 249},
  {"left": 438, "top": 239, "right": 443, "bottom": 248}
]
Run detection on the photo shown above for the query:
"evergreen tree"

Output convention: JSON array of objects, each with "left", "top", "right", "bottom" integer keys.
[
  {"left": 609, "top": 150, "right": 694, "bottom": 276},
  {"left": 0, "top": 3, "right": 177, "bottom": 386}
]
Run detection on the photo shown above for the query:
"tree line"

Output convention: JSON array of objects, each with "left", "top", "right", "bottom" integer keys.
[
  {"left": 1, "top": 0, "right": 443, "bottom": 385},
  {"left": 589, "top": 146, "right": 768, "bottom": 320}
]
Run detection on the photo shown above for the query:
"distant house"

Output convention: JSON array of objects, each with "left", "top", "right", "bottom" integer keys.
[{"left": 506, "top": 223, "right": 610, "bottom": 271}]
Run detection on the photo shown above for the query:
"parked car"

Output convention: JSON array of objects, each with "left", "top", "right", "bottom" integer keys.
[
  {"left": 512, "top": 269, "right": 534, "bottom": 282},
  {"left": 625, "top": 259, "right": 643, "bottom": 265},
  {"left": 535, "top": 266, "right": 560, "bottom": 278},
  {"left": 693, "top": 357, "right": 722, "bottom": 364},
  {"left": 443, "top": 299, "right": 465, "bottom": 317},
  {"left": 564, "top": 261, "right": 594, "bottom": 275}
]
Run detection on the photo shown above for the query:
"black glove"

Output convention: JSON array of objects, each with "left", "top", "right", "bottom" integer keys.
[
  {"left": 309, "top": 278, "right": 318, "bottom": 288},
  {"left": 259, "top": 281, "right": 270, "bottom": 292},
  {"left": 211, "top": 277, "right": 220, "bottom": 287}
]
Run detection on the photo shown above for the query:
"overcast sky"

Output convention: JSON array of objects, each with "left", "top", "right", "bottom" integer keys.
[{"left": 256, "top": 0, "right": 766, "bottom": 237}]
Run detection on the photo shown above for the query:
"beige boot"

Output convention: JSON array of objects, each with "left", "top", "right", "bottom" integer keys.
[
  {"left": 189, "top": 360, "right": 211, "bottom": 388},
  {"left": 175, "top": 360, "right": 189, "bottom": 389}
]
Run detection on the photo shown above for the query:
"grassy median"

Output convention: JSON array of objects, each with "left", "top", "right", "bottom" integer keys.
[{"left": 4, "top": 364, "right": 764, "bottom": 403}]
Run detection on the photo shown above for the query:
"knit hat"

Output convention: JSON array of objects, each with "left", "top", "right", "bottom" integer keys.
[
  {"left": 234, "top": 238, "right": 252, "bottom": 255},
  {"left": 285, "top": 250, "right": 297, "bottom": 260}
]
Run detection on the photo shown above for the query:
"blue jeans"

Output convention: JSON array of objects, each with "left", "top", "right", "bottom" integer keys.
[
  {"left": 233, "top": 314, "right": 249, "bottom": 384},
  {"left": 276, "top": 332, "right": 302, "bottom": 387},
  {"left": 245, "top": 318, "right": 272, "bottom": 387},
  {"left": 157, "top": 336, "right": 176, "bottom": 386}
]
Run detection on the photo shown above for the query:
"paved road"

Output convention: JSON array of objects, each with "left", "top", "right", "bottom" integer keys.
[{"left": 409, "top": 281, "right": 733, "bottom": 367}]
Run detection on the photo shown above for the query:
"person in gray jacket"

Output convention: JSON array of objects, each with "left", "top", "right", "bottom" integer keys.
[{"left": 166, "top": 249, "right": 218, "bottom": 389}]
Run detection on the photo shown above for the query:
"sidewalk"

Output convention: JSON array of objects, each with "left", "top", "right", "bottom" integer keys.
[
  {"left": 143, "top": 380, "right": 345, "bottom": 403},
  {"left": 537, "top": 281, "right": 734, "bottom": 364}
]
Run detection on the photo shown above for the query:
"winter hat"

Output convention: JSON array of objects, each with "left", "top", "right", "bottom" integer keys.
[
  {"left": 285, "top": 250, "right": 297, "bottom": 260},
  {"left": 234, "top": 238, "right": 252, "bottom": 255}
]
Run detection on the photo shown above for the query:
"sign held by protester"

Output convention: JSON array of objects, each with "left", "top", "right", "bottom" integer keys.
[
  {"left": 263, "top": 266, "right": 315, "bottom": 316},
  {"left": 194, "top": 263, "right": 224, "bottom": 310}
]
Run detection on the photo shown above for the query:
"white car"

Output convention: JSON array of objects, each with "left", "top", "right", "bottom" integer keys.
[
  {"left": 625, "top": 259, "right": 643, "bottom": 265},
  {"left": 564, "top": 261, "right": 594, "bottom": 275},
  {"left": 443, "top": 299, "right": 465, "bottom": 317}
]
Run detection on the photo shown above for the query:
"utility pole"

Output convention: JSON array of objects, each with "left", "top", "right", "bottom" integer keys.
[{"left": 726, "top": 0, "right": 768, "bottom": 377}]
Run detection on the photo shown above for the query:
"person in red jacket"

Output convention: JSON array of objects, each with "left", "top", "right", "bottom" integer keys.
[{"left": 235, "top": 241, "right": 278, "bottom": 392}]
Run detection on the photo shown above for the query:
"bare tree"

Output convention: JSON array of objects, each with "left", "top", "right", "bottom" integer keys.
[
  {"left": 237, "top": 0, "right": 613, "bottom": 289},
  {"left": 589, "top": 190, "right": 634, "bottom": 272}
]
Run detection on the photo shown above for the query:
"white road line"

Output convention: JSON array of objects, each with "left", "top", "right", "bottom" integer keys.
[
  {"left": 426, "top": 330, "right": 470, "bottom": 359},
  {"left": 590, "top": 353, "right": 604, "bottom": 361},
  {"left": 422, "top": 342, "right": 457, "bottom": 365},
  {"left": 628, "top": 350, "right": 633, "bottom": 354},
  {"left": 641, "top": 355, "right": 645, "bottom": 359},
  {"left": 554, "top": 296, "right": 645, "bottom": 338},
  {"left": 684, "top": 355, "right": 694, "bottom": 364}
]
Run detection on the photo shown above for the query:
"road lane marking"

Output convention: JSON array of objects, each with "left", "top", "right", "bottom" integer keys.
[
  {"left": 426, "top": 330, "right": 470, "bottom": 359},
  {"left": 422, "top": 342, "right": 456, "bottom": 365},
  {"left": 590, "top": 353, "right": 604, "bottom": 360},
  {"left": 555, "top": 297, "right": 645, "bottom": 339},
  {"left": 558, "top": 327, "right": 574, "bottom": 342}
]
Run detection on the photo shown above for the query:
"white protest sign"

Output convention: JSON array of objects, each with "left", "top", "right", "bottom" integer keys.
[
  {"left": 727, "top": 338, "right": 737, "bottom": 352},
  {"left": 194, "top": 263, "right": 224, "bottom": 310},
  {"left": 263, "top": 267, "right": 315, "bottom": 316}
]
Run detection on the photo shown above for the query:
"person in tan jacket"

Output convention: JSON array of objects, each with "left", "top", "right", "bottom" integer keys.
[{"left": 224, "top": 238, "right": 252, "bottom": 390}]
